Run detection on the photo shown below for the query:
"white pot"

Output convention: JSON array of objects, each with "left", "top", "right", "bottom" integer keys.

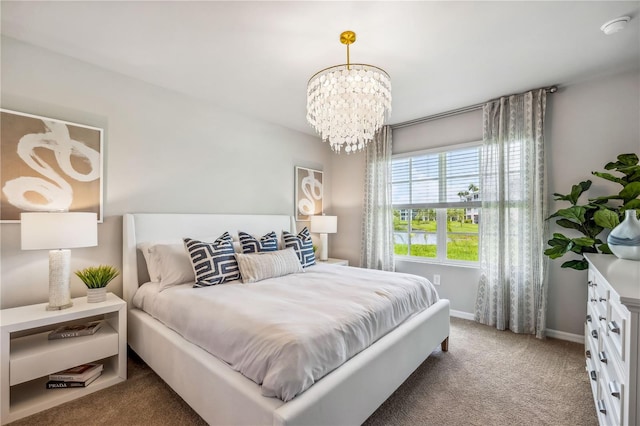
[{"left": 86, "top": 287, "right": 107, "bottom": 303}]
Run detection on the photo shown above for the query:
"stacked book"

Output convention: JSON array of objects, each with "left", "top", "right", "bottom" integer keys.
[
  {"left": 48, "top": 320, "right": 103, "bottom": 340},
  {"left": 46, "top": 363, "right": 103, "bottom": 389}
]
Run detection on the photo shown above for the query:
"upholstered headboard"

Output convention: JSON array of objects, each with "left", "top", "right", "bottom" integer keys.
[{"left": 122, "top": 213, "right": 295, "bottom": 307}]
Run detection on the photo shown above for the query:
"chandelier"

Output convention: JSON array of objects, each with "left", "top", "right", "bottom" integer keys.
[{"left": 306, "top": 31, "right": 392, "bottom": 154}]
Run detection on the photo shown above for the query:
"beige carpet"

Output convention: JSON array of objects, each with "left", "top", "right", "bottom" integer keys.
[{"left": 11, "top": 318, "right": 597, "bottom": 426}]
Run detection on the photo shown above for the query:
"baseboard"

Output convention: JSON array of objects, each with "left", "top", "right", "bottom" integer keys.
[
  {"left": 449, "top": 310, "right": 584, "bottom": 344},
  {"left": 545, "top": 329, "right": 584, "bottom": 344},
  {"left": 449, "top": 310, "right": 475, "bottom": 321}
]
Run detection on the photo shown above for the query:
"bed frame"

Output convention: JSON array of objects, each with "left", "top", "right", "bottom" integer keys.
[{"left": 123, "top": 213, "right": 450, "bottom": 426}]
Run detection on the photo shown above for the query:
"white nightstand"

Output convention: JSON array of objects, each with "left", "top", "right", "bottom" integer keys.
[
  {"left": 317, "top": 258, "right": 349, "bottom": 266},
  {"left": 0, "top": 293, "right": 127, "bottom": 424}
]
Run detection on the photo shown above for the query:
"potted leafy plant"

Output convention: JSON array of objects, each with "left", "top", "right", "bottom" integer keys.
[
  {"left": 545, "top": 153, "right": 640, "bottom": 270},
  {"left": 75, "top": 265, "right": 120, "bottom": 303}
]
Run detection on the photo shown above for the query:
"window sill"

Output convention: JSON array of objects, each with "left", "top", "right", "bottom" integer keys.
[{"left": 394, "top": 256, "right": 480, "bottom": 269}]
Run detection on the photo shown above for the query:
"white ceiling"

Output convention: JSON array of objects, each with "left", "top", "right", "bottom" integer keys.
[{"left": 1, "top": 1, "right": 639, "bottom": 136}]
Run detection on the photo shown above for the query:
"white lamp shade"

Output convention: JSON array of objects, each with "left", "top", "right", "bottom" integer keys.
[
  {"left": 21, "top": 212, "right": 98, "bottom": 250},
  {"left": 310, "top": 215, "right": 337, "bottom": 234}
]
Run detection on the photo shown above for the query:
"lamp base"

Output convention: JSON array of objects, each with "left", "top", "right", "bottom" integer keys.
[
  {"left": 47, "top": 249, "right": 73, "bottom": 311},
  {"left": 319, "top": 233, "right": 329, "bottom": 261},
  {"left": 46, "top": 301, "right": 73, "bottom": 311}
]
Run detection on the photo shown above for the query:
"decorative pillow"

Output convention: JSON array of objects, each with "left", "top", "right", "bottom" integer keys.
[
  {"left": 184, "top": 233, "right": 240, "bottom": 287},
  {"left": 238, "top": 231, "right": 278, "bottom": 254},
  {"left": 282, "top": 227, "right": 316, "bottom": 267},
  {"left": 235, "top": 248, "right": 303, "bottom": 283},
  {"left": 148, "top": 243, "right": 195, "bottom": 291}
]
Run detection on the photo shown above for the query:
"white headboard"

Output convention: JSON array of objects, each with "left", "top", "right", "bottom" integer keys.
[{"left": 122, "top": 213, "right": 295, "bottom": 307}]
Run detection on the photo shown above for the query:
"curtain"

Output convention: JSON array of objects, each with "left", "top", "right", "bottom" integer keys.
[
  {"left": 361, "top": 125, "right": 395, "bottom": 271},
  {"left": 474, "top": 90, "right": 548, "bottom": 338}
]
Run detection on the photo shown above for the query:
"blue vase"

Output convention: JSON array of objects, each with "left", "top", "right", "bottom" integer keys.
[{"left": 607, "top": 209, "right": 640, "bottom": 261}]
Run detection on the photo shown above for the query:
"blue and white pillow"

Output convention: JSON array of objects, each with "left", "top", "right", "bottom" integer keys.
[
  {"left": 282, "top": 227, "right": 316, "bottom": 268},
  {"left": 184, "top": 232, "right": 240, "bottom": 287},
  {"left": 238, "top": 231, "right": 278, "bottom": 254}
]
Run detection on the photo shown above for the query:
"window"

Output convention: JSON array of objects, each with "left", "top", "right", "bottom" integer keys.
[{"left": 391, "top": 143, "right": 481, "bottom": 263}]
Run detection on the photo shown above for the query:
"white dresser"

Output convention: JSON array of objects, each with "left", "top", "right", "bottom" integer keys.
[{"left": 584, "top": 254, "right": 640, "bottom": 426}]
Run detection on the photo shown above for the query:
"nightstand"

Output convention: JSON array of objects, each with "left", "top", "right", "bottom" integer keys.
[
  {"left": 0, "top": 293, "right": 126, "bottom": 424},
  {"left": 317, "top": 258, "right": 349, "bottom": 266}
]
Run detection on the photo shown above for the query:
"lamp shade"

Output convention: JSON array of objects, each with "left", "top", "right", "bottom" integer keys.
[
  {"left": 310, "top": 215, "right": 337, "bottom": 234},
  {"left": 21, "top": 212, "right": 98, "bottom": 250}
]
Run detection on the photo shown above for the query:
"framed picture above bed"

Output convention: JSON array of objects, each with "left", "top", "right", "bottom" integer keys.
[
  {"left": 0, "top": 109, "right": 103, "bottom": 222},
  {"left": 294, "top": 166, "right": 323, "bottom": 221}
]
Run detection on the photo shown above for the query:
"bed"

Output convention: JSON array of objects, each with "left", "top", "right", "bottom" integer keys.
[{"left": 123, "top": 213, "right": 450, "bottom": 426}]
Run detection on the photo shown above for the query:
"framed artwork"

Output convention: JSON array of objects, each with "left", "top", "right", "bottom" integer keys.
[
  {"left": 1, "top": 109, "right": 103, "bottom": 222},
  {"left": 295, "top": 167, "right": 323, "bottom": 221}
]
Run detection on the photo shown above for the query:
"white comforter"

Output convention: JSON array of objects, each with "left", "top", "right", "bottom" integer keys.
[{"left": 133, "top": 263, "right": 439, "bottom": 401}]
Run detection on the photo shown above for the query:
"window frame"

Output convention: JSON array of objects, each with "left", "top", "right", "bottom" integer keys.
[{"left": 392, "top": 141, "right": 482, "bottom": 266}]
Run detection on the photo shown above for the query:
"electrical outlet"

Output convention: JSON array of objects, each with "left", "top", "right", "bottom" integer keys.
[{"left": 433, "top": 274, "right": 441, "bottom": 285}]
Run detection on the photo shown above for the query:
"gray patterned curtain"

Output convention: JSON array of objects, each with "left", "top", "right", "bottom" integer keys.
[
  {"left": 474, "top": 90, "right": 548, "bottom": 338},
  {"left": 361, "top": 126, "right": 395, "bottom": 271}
]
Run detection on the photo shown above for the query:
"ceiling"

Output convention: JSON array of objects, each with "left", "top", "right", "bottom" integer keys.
[{"left": 1, "top": 1, "right": 639, "bottom": 136}]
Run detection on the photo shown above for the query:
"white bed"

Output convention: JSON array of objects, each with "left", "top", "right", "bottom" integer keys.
[{"left": 123, "top": 213, "right": 450, "bottom": 426}]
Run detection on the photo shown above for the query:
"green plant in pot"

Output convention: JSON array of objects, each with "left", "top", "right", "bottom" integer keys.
[
  {"left": 545, "top": 153, "right": 640, "bottom": 270},
  {"left": 75, "top": 265, "right": 120, "bottom": 303}
]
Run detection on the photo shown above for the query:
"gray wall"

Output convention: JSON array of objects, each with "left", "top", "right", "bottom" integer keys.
[
  {"left": 330, "top": 69, "right": 640, "bottom": 336},
  {"left": 0, "top": 37, "right": 331, "bottom": 308}
]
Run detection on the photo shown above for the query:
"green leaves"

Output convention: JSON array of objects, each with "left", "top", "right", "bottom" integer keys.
[
  {"left": 75, "top": 265, "right": 120, "bottom": 289},
  {"left": 594, "top": 209, "right": 619, "bottom": 229},
  {"left": 545, "top": 153, "right": 640, "bottom": 273},
  {"left": 552, "top": 181, "right": 591, "bottom": 205}
]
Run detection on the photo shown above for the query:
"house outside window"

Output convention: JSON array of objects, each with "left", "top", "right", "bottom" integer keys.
[{"left": 391, "top": 142, "right": 481, "bottom": 264}]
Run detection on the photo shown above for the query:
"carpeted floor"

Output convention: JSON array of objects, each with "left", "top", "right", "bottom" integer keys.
[{"left": 11, "top": 318, "right": 597, "bottom": 425}]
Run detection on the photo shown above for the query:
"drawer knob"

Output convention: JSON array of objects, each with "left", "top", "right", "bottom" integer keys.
[
  {"left": 586, "top": 314, "right": 592, "bottom": 322},
  {"left": 608, "top": 381, "right": 621, "bottom": 399},
  {"left": 599, "top": 297, "right": 607, "bottom": 302},
  {"left": 598, "top": 351, "right": 607, "bottom": 364},
  {"left": 585, "top": 350, "right": 591, "bottom": 359},
  {"left": 590, "top": 370, "right": 597, "bottom": 381},
  {"left": 599, "top": 315, "right": 606, "bottom": 321},
  {"left": 597, "top": 400, "right": 607, "bottom": 414},
  {"left": 608, "top": 321, "right": 620, "bottom": 334},
  {"left": 591, "top": 330, "right": 598, "bottom": 339},
  {"left": 590, "top": 298, "right": 597, "bottom": 302}
]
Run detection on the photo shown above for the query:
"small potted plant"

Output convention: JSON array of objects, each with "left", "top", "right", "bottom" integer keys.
[{"left": 75, "top": 265, "right": 120, "bottom": 303}]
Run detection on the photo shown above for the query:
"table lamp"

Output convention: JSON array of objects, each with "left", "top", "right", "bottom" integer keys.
[
  {"left": 21, "top": 212, "right": 98, "bottom": 310},
  {"left": 310, "top": 215, "right": 337, "bottom": 261}
]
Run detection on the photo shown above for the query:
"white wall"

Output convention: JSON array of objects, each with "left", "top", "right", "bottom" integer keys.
[
  {"left": 0, "top": 37, "right": 331, "bottom": 308},
  {"left": 546, "top": 70, "right": 640, "bottom": 335},
  {"left": 331, "top": 69, "right": 640, "bottom": 336}
]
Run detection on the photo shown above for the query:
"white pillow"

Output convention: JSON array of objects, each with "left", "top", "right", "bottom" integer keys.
[
  {"left": 138, "top": 236, "right": 220, "bottom": 283},
  {"left": 149, "top": 243, "right": 196, "bottom": 291},
  {"left": 137, "top": 241, "right": 168, "bottom": 282},
  {"left": 235, "top": 248, "right": 303, "bottom": 284}
]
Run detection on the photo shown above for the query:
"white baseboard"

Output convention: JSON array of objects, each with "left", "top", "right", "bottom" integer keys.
[
  {"left": 450, "top": 310, "right": 475, "bottom": 321},
  {"left": 449, "top": 310, "right": 584, "bottom": 344},
  {"left": 545, "top": 329, "right": 584, "bottom": 344}
]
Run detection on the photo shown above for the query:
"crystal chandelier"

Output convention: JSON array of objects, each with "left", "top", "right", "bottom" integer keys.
[{"left": 306, "top": 31, "right": 392, "bottom": 153}]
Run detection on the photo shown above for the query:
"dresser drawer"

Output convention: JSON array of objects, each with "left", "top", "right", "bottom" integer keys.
[
  {"left": 599, "top": 361, "right": 623, "bottom": 426},
  {"left": 589, "top": 275, "right": 610, "bottom": 321},
  {"left": 607, "top": 299, "right": 628, "bottom": 364}
]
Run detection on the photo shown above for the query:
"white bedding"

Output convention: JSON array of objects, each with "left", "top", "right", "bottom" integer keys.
[{"left": 133, "top": 263, "right": 439, "bottom": 401}]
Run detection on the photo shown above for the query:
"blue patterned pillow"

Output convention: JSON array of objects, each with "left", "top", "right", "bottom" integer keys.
[
  {"left": 238, "top": 231, "right": 278, "bottom": 254},
  {"left": 184, "top": 232, "right": 240, "bottom": 287},
  {"left": 282, "top": 227, "right": 316, "bottom": 267}
]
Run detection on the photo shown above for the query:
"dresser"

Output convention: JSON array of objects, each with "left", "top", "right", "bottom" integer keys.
[{"left": 584, "top": 254, "right": 640, "bottom": 426}]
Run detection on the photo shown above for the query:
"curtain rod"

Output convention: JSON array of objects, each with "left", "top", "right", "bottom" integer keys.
[{"left": 391, "top": 85, "right": 558, "bottom": 130}]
